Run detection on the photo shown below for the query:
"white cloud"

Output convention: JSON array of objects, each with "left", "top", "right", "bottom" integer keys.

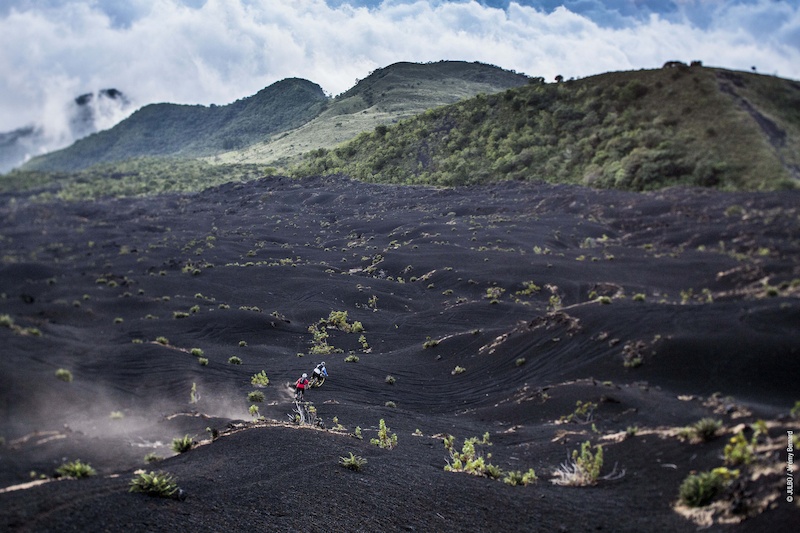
[{"left": 0, "top": 0, "right": 798, "bottom": 135}]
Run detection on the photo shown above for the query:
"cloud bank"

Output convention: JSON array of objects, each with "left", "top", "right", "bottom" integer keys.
[{"left": 1, "top": 0, "right": 798, "bottom": 137}]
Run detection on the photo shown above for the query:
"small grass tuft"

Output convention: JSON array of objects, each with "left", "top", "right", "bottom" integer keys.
[
  {"left": 129, "top": 470, "right": 184, "bottom": 500},
  {"left": 171, "top": 435, "right": 194, "bottom": 454},
  {"left": 56, "top": 460, "right": 96, "bottom": 479},
  {"left": 339, "top": 452, "right": 368, "bottom": 471}
]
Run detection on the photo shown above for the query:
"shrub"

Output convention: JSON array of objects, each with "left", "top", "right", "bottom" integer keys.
[
  {"left": 385, "top": 375, "right": 396, "bottom": 385},
  {"left": 690, "top": 418, "right": 723, "bottom": 442},
  {"left": 503, "top": 468, "right": 538, "bottom": 486},
  {"left": 228, "top": 356, "right": 242, "bottom": 364},
  {"left": 385, "top": 401, "right": 396, "bottom": 408},
  {"left": 370, "top": 419, "right": 397, "bottom": 449},
  {"left": 156, "top": 336, "right": 169, "bottom": 345},
  {"left": 144, "top": 452, "right": 163, "bottom": 464},
  {"left": 239, "top": 340, "right": 247, "bottom": 347},
  {"left": 171, "top": 435, "right": 194, "bottom": 454},
  {"left": 451, "top": 366, "right": 466, "bottom": 375},
  {"left": 422, "top": 337, "right": 439, "bottom": 349},
  {"left": 248, "top": 391, "right": 265, "bottom": 403},
  {"left": 345, "top": 354, "right": 359, "bottom": 363},
  {"left": 55, "top": 368, "right": 73, "bottom": 382},
  {"left": 198, "top": 357, "right": 208, "bottom": 366},
  {"left": 559, "top": 400, "right": 596, "bottom": 424},
  {"left": 354, "top": 426, "right": 363, "bottom": 440},
  {"left": 129, "top": 470, "right": 184, "bottom": 500},
  {"left": 339, "top": 452, "right": 368, "bottom": 472},
  {"left": 678, "top": 467, "right": 739, "bottom": 507},
  {"left": 723, "top": 432, "right": 755, "bottom": 466},
  {"left": 251, "top": 370, "right": 270, "bottom": 387},
  {"left": 551, "top": 441, "right": 617, "bottom": 486},
  {"left": 56, "top": 460, "right": 96, "bottom": 478},
  {"left": 190, "top": 348, "right": 204, "bottom": 357},
  {"left": 633, "top": 293, "right": 646, "bottom": 301},
  {"left": 444, "top": 433, "right": 499, "bottom": 478},
  {"left": 0, "top": 314, "right": 14, "bottom": 328},
  {"left": 515, "top": 357, "right": 526, "bottom": 367}
]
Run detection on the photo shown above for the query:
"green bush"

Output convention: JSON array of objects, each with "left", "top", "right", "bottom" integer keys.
[
  {"left": 56, "top": 460, "right": 96, "bottom": 478},
  {"left": 55, "top": 368, "right": 73, "bottom": 382},
  {"left": 551, "top": 441, "right": 609, "bottom": 486},
  {"left": 190, "top": 348, "right": 204, "bottom": 357},
  {"left": 171, "top": 435, "right": 194, "bottom": 454},
  {"left": 129, "top": 470, "right": 183, "bottom": 500},
  {"left": 678, "top": 468, "right": 738, "bottom": 507},
  {"left": 370, "top": 419, "right": 397, "bottom": 449},
  {"left": 228, "top": 356, "right": 242, "bottom": 364},
  {"left": 248, "top": 391, "right": 265, "bottom": 403},
  {"left": 723, "top": 432, "right": 755, "bottom": 465},
  {"left": 251, "top": 370, "right": 270, "bottom": 386},
  {"left": 503, "top": 468, "right": 538, "bottom": 486},
  {"left": 144, "top": 452, "right": 163, "bottom": 464},
  {"left": 690, "top": 418, "right": 723, "bottom": 442},
  {"left": 422, "top": 337, "right": 439, "bottom": 348},
  {"left": 444, "top": 433, "right": 501, "bottom": 478},
  {"left": 339, "top": 452, "right": 368, "bottom": 471}
]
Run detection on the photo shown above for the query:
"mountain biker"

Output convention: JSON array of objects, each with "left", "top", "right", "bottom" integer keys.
[
  {"left": 312, "top": 361, "right": 328, "bottom": 384},
  {"left": 295, "top": 373, "right": 309, "bottom": 401}
]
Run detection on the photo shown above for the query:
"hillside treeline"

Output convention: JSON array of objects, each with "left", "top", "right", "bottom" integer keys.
[{"left": 292, "top": 65, "right": 800, "bottom": 191}]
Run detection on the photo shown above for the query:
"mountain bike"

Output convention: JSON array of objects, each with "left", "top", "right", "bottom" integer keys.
[{"left": 308, "top": 374, "right": 325, "bottom": 388}]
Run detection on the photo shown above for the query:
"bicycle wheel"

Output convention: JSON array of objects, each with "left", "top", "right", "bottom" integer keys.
[{"left": 311, "top": 376, "right": 325, "bottom": 388}]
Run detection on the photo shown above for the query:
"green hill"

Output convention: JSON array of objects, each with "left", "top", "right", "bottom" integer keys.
[
  {"left": 208, "top": 60, "right": 532, "bottom": 166},
  {"left": 291, "top": 64, "right": 800, "bottom": 191},
  {"left": 7, "top": 62, "right": 799, "bottom": 197},
  {"left": 20, "top": 78, "right": 328, "bottom": 172},
  {"left": 19, "top": 61, "right": 530, "bottom": 174}
]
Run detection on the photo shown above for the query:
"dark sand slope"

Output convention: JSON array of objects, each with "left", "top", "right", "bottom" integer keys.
[{"left": 0, "top": 176, "right": 798, "bottom": 531}]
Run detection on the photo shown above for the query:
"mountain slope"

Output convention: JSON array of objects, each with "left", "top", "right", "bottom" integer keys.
[
  {"left": 18, "top": 61, "right": 530, "bottom": 173},
  {"left": 21, "top": 79, "right": 328, "bottom": 172},
  {"left": 203, "top": 60, "right": 531, "bottom": 166},
  {"left": 291, "top": 64, "right": 800, "bottom": 191}
]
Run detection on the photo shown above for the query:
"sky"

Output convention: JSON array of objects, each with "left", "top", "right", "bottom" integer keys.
[{"left": 1, "top": 0, "right": 799, "bottom": 136}]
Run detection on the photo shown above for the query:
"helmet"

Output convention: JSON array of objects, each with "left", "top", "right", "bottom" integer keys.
[
  {"left": 320, "top": 362, "right": 325, "bottom": 366},
  {"left": 302, "top": 373, "right": 308, "bottom": 378}
]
